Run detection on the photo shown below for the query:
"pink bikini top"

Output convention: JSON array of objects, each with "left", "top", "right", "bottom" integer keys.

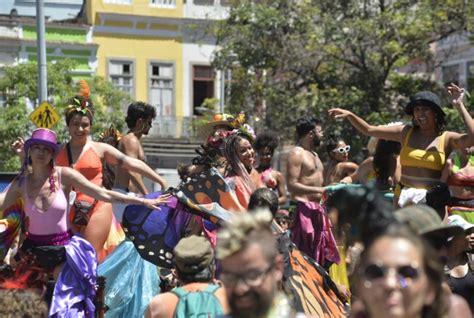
[{"left": 23, "top": 170, "right": 69, "bottom": 235}]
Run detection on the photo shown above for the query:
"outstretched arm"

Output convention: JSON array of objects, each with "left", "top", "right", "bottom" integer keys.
[
  {"left": 328, "top": 108, "right": 404, "bottom": 142},
  {"left": 61, "top": 167, "right": 170, "bottom": 209},
  {"left": 0, "top": 181, "right": 21, "bottom": 211},
  {"left": 100, "top": 142, "right": 168, "bottom": 190},
  {"left": 447, "top": 84, "right": 474, "bottom": 150},
  {"left": 286, "top": 148, "right": 324, "bottom": 196}
]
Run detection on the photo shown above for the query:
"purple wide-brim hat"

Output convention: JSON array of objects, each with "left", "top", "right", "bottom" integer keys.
[{"left": 24, "top": 128, "right": 59, "bottom": 155}]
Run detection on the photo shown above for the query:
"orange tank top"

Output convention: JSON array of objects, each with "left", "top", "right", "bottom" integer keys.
[{"left": 56, "top": 145, "right": 103, "bottom": 203}]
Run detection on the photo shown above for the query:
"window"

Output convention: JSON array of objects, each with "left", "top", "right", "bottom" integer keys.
[
  {"left": 108, "top": 60, "right": 134, "bottom": 96},
  {"left": 193, "top": 65, "right": 214, "bottom": 115},
  {"left": 194, "top": 0, "right": 214, "bottom": 5},
  {"left": 149, "top": 63, "right": 174, "bottom": 116},
  {"left": 150, "top": 0, "right": 176, "bottom": 6},
  {"left": 441, "top": 64, "right": 460, "bottom": 87},
  {"left": 467, "top": 61, "right": 474, "bottom": 94}
]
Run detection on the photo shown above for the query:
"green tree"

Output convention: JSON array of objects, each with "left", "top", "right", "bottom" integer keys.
[
  {"left": 0, "top": 59, "right": 131, "bottom": 171},
  {"left": 214, "top": 0, "right": 473, "bottom": 160}
]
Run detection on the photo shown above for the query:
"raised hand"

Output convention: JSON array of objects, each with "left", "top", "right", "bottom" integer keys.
[
  {"left": 447, "top": 83, "right": 465, "bottom": 109},
  {"left": 328, "top": 108, "right": 352, "bottom": 119},
  {"left": 143, "top": 193, "right": 172, "bottom": 210},
  {"left": 11, "top": 137, "right": 25, "bottom": 160}
]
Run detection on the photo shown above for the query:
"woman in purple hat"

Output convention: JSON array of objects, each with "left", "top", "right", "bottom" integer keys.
[
  {"left": 2, "top": 128, "right": 169, "bottom": 263},
  {"left": 329, "top": 84, "right": 474, "bottom": 208}
]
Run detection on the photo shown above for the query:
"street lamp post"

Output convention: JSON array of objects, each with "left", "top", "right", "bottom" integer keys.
[
  {"left": 219, "top": 69, "right": 225, "bottom": 114},
  {"left": 36, "top": 0, "right": 48, "bottom": 103}
]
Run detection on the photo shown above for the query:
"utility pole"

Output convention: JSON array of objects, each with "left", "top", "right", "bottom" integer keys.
[
  {"left": 219, "top": 69, "right": 225, "bottom": 114},
  {"left": 36, "top": 0, "right": 48, "bottom": 103}
]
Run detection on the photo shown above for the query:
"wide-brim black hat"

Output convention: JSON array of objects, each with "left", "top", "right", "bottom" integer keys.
[{"left": 405, "top": 91, "right": 445, "bottom": 117}]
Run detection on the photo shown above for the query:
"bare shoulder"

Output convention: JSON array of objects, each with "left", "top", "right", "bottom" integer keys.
[
  {"left": 288, "top": 146, "right": 305, "bottom": 160},
  {"left": 121, "top": 133, "right": 140, "bottom": 148},
  {"left": 448, "top": 293, "right": 472, "bottom": 318},
  {"left": 147, "top": 292, "right": 178, "bottom": 318}
]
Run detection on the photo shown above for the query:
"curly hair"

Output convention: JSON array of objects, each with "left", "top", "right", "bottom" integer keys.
[
  {"left": 296, "top": 116, "right": 321, "bottom": 139},
  {"left": 216, "top": 210, "right": 276, "bottom": 262},
  {"left": 125, "top": 101, "right": 156, "bottom": 129},
  {"left": 0, "top": 289, "right": 48, "bottom": 318},
  {"left": 254, "top": 132, "right": 279, "bottom": 152}
]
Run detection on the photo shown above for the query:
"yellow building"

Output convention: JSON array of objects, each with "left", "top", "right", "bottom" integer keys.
[
  {"left": 87, "top": 0, "right": 183, "bottom": 116},
  {"left": 86, "top": 0, "right": 230, "bottom": 139}
]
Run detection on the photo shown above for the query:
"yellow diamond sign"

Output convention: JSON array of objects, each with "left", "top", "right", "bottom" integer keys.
[{"left": 29, "top": 102, "right": 60, "bottom": 128}]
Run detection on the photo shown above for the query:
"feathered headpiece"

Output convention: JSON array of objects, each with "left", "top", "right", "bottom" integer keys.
[
  {"left": 98, "top": 126, "right": 123, "bottom": 148},
  {"left": 65, "top": 80, "right": 93, "bottom": 117}
]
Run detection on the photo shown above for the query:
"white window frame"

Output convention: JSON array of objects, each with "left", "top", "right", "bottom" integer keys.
[
  {"left": 148, "top": 61, "right": 175, "bottom": 117},
  {"left": 150, "top": 0, "right": 176, "bottom": 8},
  {"left": 107, "top": 58, "right": 135, "bottom": 98},
  {"left": 193, "top": 0, "right": 215, "bottom": 5}
]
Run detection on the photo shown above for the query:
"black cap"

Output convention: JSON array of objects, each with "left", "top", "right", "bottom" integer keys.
[{"left": 405, "top": 91, "right": 445, "bottom": 117}]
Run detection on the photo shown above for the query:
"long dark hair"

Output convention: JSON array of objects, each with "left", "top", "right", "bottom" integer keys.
[
  {"left": 224, "top": 134, "right": 255, "bottom": 192},
  {"left": 373, "top": 140, "right": 400, "bottom": 190}
]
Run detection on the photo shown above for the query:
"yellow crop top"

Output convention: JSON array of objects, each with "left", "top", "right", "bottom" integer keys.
[{"left": 399, "top": 127, "right": 446, "bottom": 171}]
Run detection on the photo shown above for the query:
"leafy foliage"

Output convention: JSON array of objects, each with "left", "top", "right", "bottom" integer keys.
[
  {"left": 0, "top": 59, "right": 131, "bottom": 171},
  {"left": 214, "top": 0, "right": 474, "bottom": 161}
]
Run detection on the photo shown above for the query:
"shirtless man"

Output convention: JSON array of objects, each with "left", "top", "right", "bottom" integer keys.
[
  {"left": 287, "top": 117, "right": 325, "bottom": 202},
  {"left": 286, "top": 116, "right": 340, "bottom": 268},
  {"left": 112, "top": 102, "right": 167, "bottom": 222},
  {"left": 114, "top": 101, "right": 167, "bottom": 194}
]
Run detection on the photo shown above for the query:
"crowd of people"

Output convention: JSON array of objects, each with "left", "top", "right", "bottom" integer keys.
[{"left": 0, "top": 81, "right": 473, "bottom": 318}]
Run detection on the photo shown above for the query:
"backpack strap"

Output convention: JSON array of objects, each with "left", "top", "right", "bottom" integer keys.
[
  {"left": 66, "top": 142, "right": 74, "bottom": 167},
  {"left": 171, "top": 287, "right": 189, "bottom": 298},
  {"left": 203, "top": 284, "right": 220, "bottom": 294}
]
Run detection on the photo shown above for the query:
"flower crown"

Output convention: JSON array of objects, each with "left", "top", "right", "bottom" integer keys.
[
  {"left": 206, "top": 112, "right": 256, "bottom": 146},
  {"left": 65, "top": 80, "right": 93, "bottom": 117}
]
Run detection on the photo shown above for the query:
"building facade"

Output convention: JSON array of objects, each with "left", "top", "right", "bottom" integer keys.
[{"left": 87, "top": 0, "right": 230, "bottom": 139}]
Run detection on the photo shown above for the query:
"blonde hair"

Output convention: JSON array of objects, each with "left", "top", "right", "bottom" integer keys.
[{"left": 217, "top": 209, "right": 275, "bottom": 260}]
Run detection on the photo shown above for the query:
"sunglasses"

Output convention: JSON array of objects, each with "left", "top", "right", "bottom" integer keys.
[
  {"left": 332, "top": 145, "right": 351, "bottom": 154},
  {"left": 362, "top": 263, "right": 420, "bottom": 282}
]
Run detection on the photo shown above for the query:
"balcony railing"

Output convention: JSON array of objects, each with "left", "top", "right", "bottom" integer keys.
[{"left": 149, "top": 115, "right": 203, "bottom": 139}]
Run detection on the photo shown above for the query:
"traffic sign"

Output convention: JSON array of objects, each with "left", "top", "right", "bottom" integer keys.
[{"left": 29, "top": 101, "right": 60, "bottom": 128}]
